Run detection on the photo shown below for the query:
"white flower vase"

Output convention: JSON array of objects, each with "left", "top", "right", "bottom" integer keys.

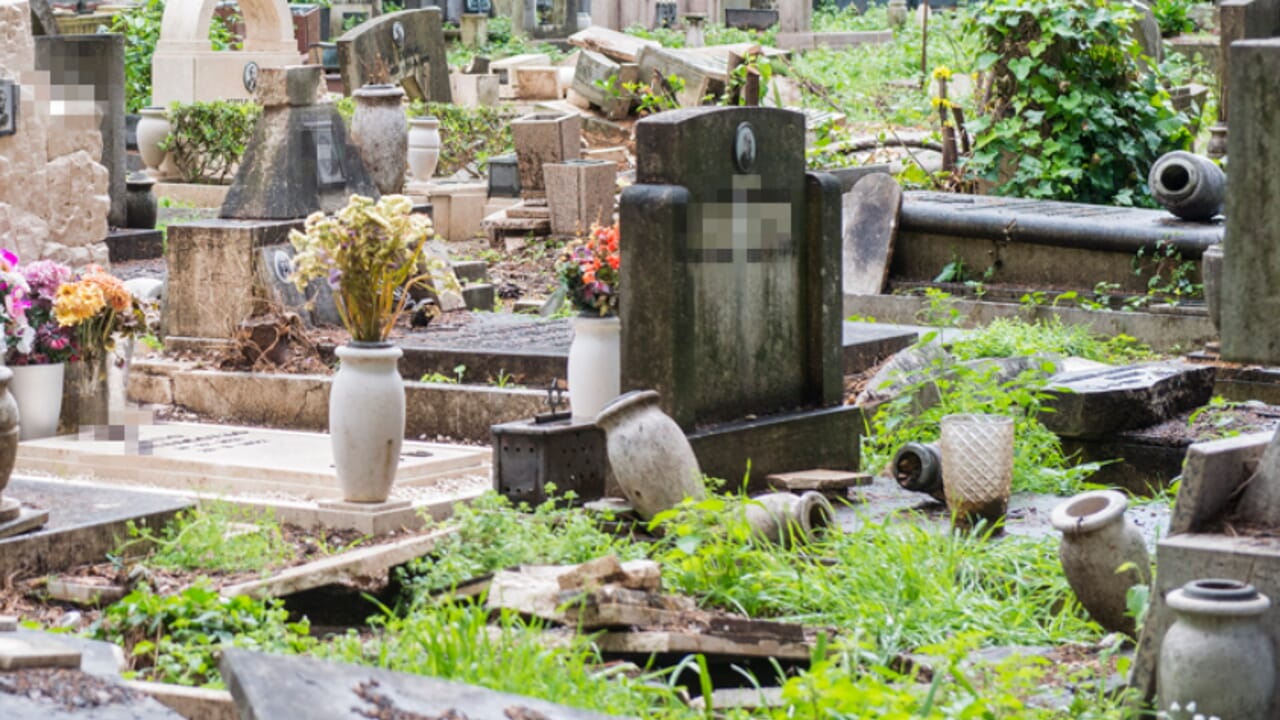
[
  {"left": 408, "top": 116, "right": 442, "bottom": 182},
  {"left": 136, "top": 107, "right": 171, "bottom": 175},
  {"left": 330, "top": 343, "right": 405, "bottom": 503},
  {"left": 567, "top": 314, "right": 621, "bottom": 421},
  {"left": 9, "top": 363, "right": 65, "bottom": 440}
]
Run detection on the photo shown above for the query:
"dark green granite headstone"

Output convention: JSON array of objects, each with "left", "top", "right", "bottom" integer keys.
[{"left": 619, "top": 107, "right": 855, "bottom": 482}]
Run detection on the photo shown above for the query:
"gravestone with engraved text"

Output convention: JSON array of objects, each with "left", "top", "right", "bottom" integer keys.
[{"left": 619, "top": 106, "right": 860, "bottom": 483}]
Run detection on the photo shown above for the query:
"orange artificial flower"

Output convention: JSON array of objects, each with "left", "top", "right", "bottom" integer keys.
[{"left": 607, "top": 255, "right": 619, "bottom": 270}]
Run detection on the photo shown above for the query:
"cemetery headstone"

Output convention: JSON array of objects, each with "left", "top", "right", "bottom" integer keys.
[
  {"left": 0, "top": 0, "right": 111, "bottom": 267},
  {"left": 34, "top": 34, "right": 127, "bottom": 229},
  {"left": 1222, "top": 38, "right": 1280, "bottom": 364},
  {"left": 151, "top": 0, "right": 303, "bottom": 106},
  {"left": 841, "top": 173, "right": 902, "bottom": 296},
  {"left": 336, "top": 8, "right": 452, "bottom": 102},
  {"left": 619, "top": 106, "right": 860, "bottom": 482}
]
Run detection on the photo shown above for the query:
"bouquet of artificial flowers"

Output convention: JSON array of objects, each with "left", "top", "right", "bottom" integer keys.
[{"left": 555, "top": 223, "right": 620, "bottom": 317}]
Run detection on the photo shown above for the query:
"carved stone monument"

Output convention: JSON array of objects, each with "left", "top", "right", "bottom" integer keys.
[
  {"left": 151, "top": 0, "right": 303, "bottom": 106},
  {"left": 336, "top": 8, "right": 452, "bottom": 102}
]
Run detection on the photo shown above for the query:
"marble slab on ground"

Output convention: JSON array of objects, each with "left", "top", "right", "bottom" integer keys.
[
  {"left": 16, "top": 423, "right": 489, "bottom": 499},
  {"left": 842, "top": 173, "right": 903, "bottom": 296},
  {"left": 839, "top": 475, "right": 1170, "bottom": 546},
  {"left": 220, "top": 648, "right": 626, "bottom": 720},
  {"left": 0, "top": 478, "right": 192, "bottom": 578},
  {"left": 0, "top": 668, "right": 180, "bottom": 719}
]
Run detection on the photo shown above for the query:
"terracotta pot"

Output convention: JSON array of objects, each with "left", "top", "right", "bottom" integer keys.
[
  {"left": 595, "top": 390, "right": 703, "bottom": 521},
  {"left": 331, "top": 343, "right": 405, "bottom": 503},
  {"left": 1158, "top": 579, "right": 1275, "bottom": 719},
  {"left": 407, "top": 116, "right": 442, "bottom": 182},
  {"left": 351, "top": 84, "right": 408, "bottom": 195},
  {"left": 892, "top": 441, "right": 943, "bottom": 501},
  {"left": 567, "top": 314, "right": 620, "bottom": 421},
  {"left": 1149, "top": 151, "right": 1225, "bottom": 222},
  {"left": 0, "top": 367, "right": 18, "bottom": 522},
  {"left": 939, "top": 413, "right": 1013, "bottom": 530},
  {"left": 136, "top": 107, "right": 171, "bottom": 174},
  {"left": 744, "top": 491, "right": 833, "bottom": 547},
  {"left": 9, "top": 362, "right": 65, "bottom": 441},
  {"left": 1049, "top": 490, "right": 1150, "bottom": 636}
]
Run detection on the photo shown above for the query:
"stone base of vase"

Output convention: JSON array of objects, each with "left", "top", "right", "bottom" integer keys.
[{"left": 0, "top": 497, "right": 18, "bottom": 523}]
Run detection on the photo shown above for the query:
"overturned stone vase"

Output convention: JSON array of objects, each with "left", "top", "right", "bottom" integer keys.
[
  {"left": 1158, "top": 579, "right": 1275, "bottom": 720},
  {"left": 744, "top": 492, "right": 834, "bottom": 548},
  {"left": 1049, "top": 490, "right": 1150, "bottom": 637},
  {"left": 595, "top": 390, "right": 704, "bottom": 521},
  {"left": 1148, "top": 151, "right": 1225, "bottom": 222},
  {"left": 892, "top": 441, "right": 944, "bottom": 502}
]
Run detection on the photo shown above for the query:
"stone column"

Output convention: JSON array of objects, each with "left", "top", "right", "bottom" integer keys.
[{"left": 1221, "top": 38, "right": 1280, "bottom": 364}]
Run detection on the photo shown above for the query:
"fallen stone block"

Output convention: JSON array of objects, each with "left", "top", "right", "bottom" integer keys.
[{"left": 1041, "top": 362, "right": 1217, "bottom": 438}]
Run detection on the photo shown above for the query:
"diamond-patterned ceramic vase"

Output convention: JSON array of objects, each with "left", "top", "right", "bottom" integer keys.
[{"left": 939, "top": 413, "right": 1014, "bottom": 531}]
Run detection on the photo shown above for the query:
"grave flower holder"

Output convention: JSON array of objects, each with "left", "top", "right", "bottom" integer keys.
[
  {"left": 0, "top": 367, "right": 21, "bottom": 521},
  {"left": 10, "top": 362, "right": 64, "bottom": 440},
  {"left": 567, "top": 314, "right": 621, "bottom": 421},
  {"left": 939, "top": 413, "right": 1014, "bottom": 531},
  {"left": 330, "top": 342, "right": 405, "bottom": 503}
]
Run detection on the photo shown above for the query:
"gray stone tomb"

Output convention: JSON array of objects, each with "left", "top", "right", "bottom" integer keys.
[
  {"left": 221, "top": 64, "right": 378, "bottom": 220},
  {"left": 620, "top": 106, "right": 861, "bottom": 483}
]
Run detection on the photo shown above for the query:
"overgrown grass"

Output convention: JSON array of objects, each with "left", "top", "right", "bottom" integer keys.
[
  {"left": 117, "top": 502, "right": 294, "bottom": 574},
  {"left": 320, "top": 600, "right": 702, "bottom": 719},
  {"left": 948, "top": 316, "right": 1157, "bottom": 364},
  {"left": 402, "top": 491, "right": 648, "bottom": 595}
]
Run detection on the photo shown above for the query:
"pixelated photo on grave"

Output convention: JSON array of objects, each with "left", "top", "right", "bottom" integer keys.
[{"left": 0, "top": 80, "right": 15, "bottom": 137}]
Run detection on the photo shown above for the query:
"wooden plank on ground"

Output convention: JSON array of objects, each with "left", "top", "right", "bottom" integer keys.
[{"left": 220, "top": 528, "right": 456, "bottom": 599}]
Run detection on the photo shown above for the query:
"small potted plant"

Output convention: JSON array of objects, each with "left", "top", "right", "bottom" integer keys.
[
  {"left": 289, "top": 194, "right": 436, "bottom": 503},
  {"left": 555, "top": 222, "right": 620, "bottom": 420},
  {"left": 53, "top": 265, "right": 147, "bottom": 428},
  {"left": 8, "top": 258, "right": 77, "bottom": 439}
]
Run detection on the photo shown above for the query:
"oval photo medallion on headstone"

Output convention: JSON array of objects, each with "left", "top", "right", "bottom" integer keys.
[
  {"left": 734, "top": 122, "right": 757, "bottom": 173},
  {"left": 243, "top": 61, "right": 260, "bottom": 94},
  {"left": 273, "top": 250, "right": 295, "bottom": 284},
  {"left": 393, "top": 21, "right": 406, "bottom": 48}
]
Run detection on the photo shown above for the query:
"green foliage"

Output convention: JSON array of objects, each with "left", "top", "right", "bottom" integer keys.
[
  {"left": 1152, "top": 0, "right": 1197, "bottom": 35},
  {"left": 320, "top": 600, "right": 699, "bottom": 719},
  {"left": 407, "top": 102, "right": 515, "bottom": 178},
  {"left": 967, "top": 0, "right": 1192, "bottom": 205},
  {"left": 110, "top": 0, "right": 242, "bottom": 113},
  {"left": 948, "top": 316, "right": 1155, "bottom": 364},
  {"left": 401, "top": 492, "right": 647, "bottom": 595},
  {"left": 90, "top": 581, "right": 314, "bottom": 687},
  {"left": 651, "top": 496, "right": 1101, "bottom": 653},
  {"left": 117, "top": 502, "right": 294, "bottom": 574},
  {"left": 1131, "top": 239, "right": 1203, "bottom": 303},
  {"left": 624, "top": 22, "right": 777, "bottom": 49},
  {"left": 777, "top": 635, "right": 1132, "bottom": 719},
  {"left": 159, "top": 101, "right": 261, "bottom": 184},
  {"left": 445, "top": 16, "right": 566, "bottom": 68}
]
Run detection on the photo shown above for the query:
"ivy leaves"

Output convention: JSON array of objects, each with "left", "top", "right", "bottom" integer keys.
[{"left": 966, "top": 0, "right": 1192, "bottom": 205}]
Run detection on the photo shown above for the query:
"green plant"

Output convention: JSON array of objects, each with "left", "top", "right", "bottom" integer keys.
[
  {"left": 420, "top": 371, "right": 457, "bottom": 384},
  {"left": 159, "top": 100, "right": 261, "bottom": 184},
  {"left": 116, "top": 502, "right": 293, "bottom": 573},
  {"left": 1152, "top": 0, "right": 1197, "bottom": 35},
  {"left": 1132, "top": 239, "right": 1203, "bottom": 303},
  {"left": 622, "top": 75, "right": 685, "bottom": 115},
  {"left": 966, "top": 0, "right": 1192, "bottom": 205},
  {"left": 89, "top": 581, "right": 314, "bottom": 687},
  {"left": 948, "top": 316, "right": 1155, "bottom": 364},
  {"left": 489, "top": 369, "right": 520, "bottom": 388},
  {"left": 401, "top": 491, "right": 647, "bottom": 596},
  {"left": 319, "top": 599, "right": 699, "bottom": 718}
]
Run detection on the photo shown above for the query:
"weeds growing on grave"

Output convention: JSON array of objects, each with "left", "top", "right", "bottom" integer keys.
[
  {"left": 116, "top": 501, "right": 294, "bottom": 574},
  {"left": 90, "top": 580, "right": 314, "bottom": 687}
]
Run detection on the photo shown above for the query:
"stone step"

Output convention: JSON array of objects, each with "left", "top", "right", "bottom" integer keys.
[
  {"left": 462, "top": 283, "right": 496, "bottom": 311},
  {"left": 452, "top": 260, "right": 490, "bottom": 284}
]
